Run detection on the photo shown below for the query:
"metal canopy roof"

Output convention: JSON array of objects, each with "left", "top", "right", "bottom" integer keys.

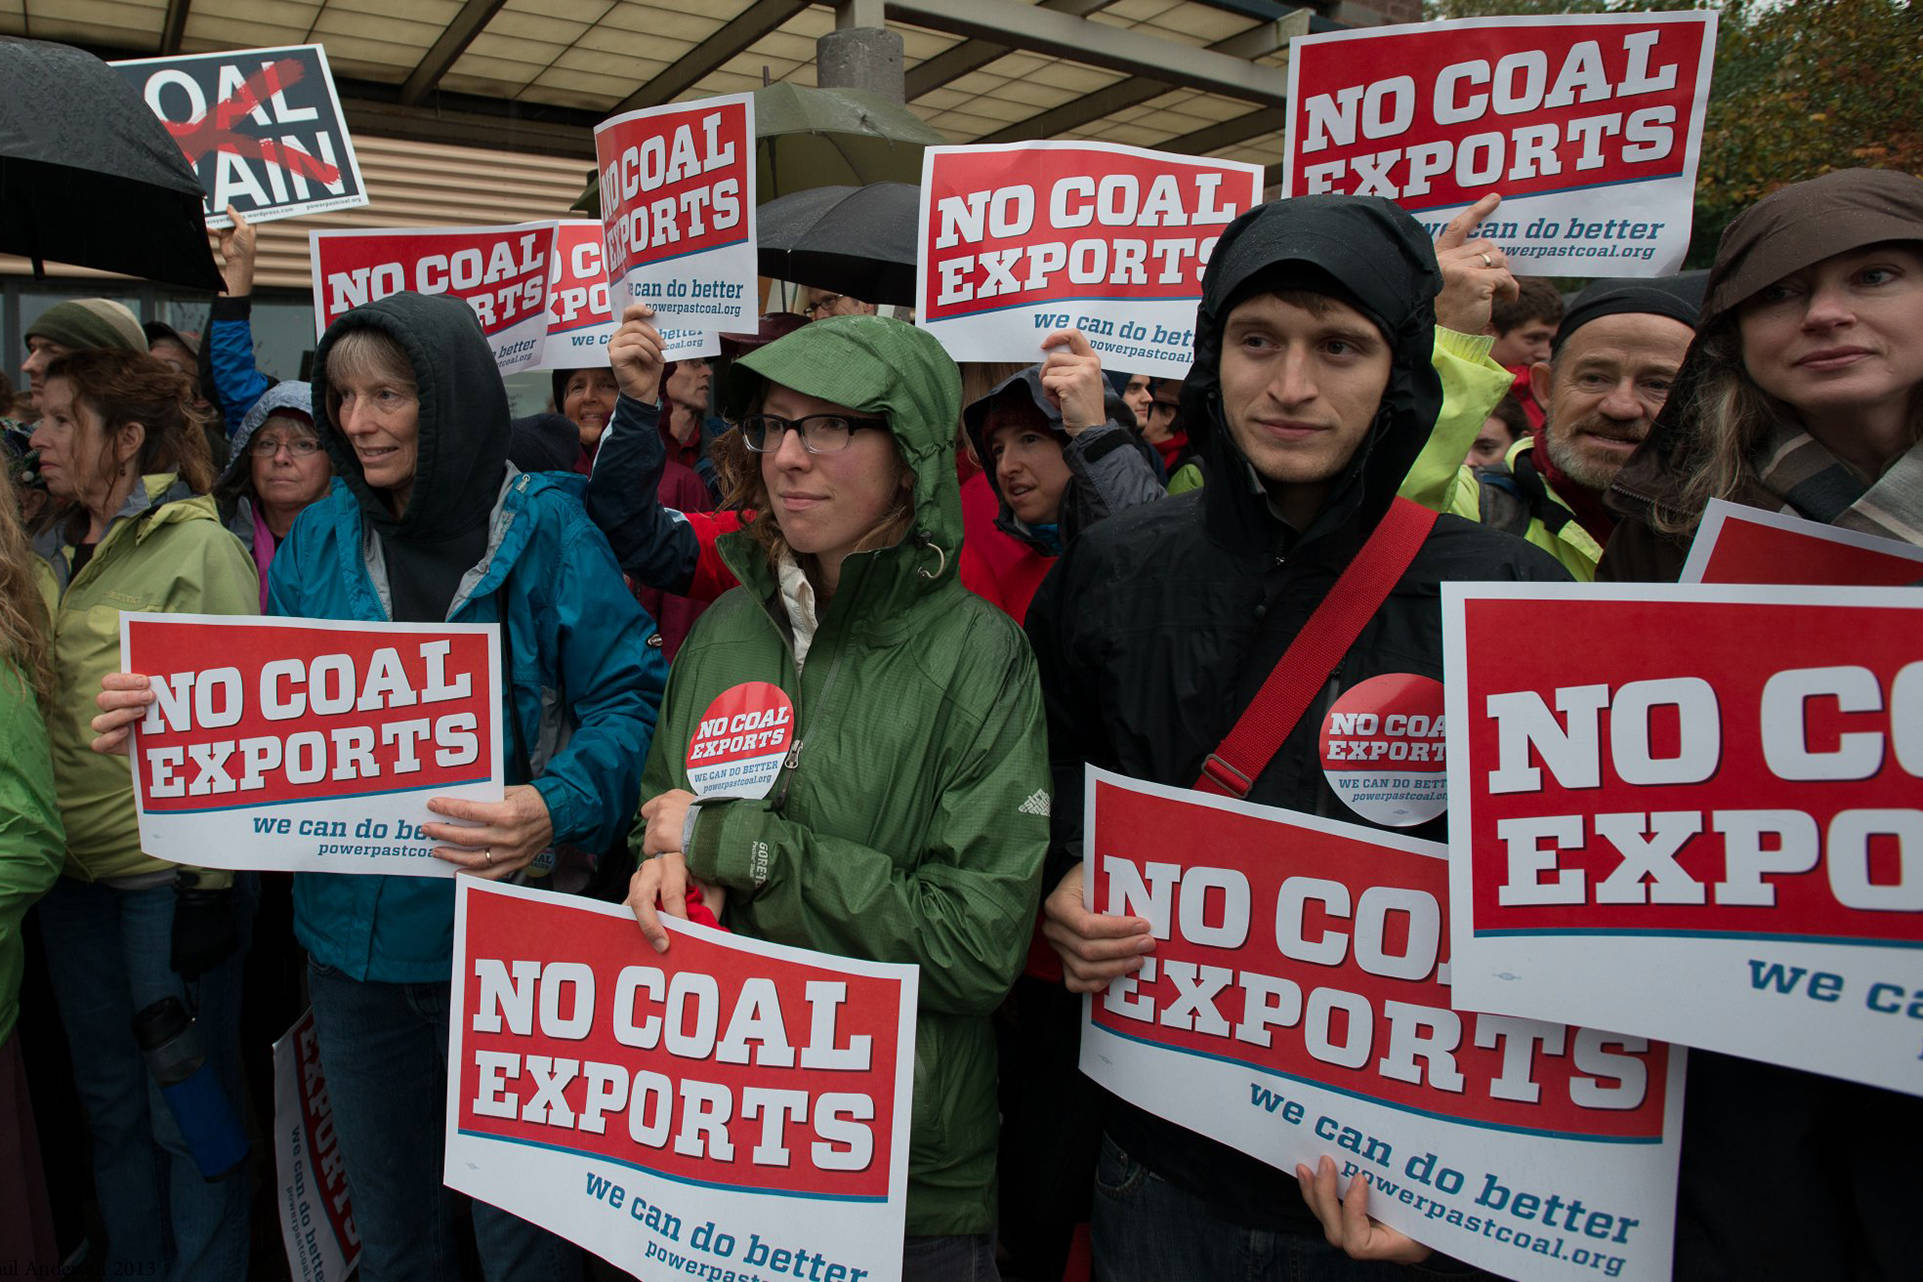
[{"left": 4, "top": 0, "right": 1380, "bottom": 186}]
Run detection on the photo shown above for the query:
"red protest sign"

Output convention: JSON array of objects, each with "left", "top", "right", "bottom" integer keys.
[
  {"left": 593, "top": 94, "right": 756, "bottom": 348},
  {"left": 1681, "top": 499, "right": 1923, "bottom": 586},
  {"left": 122, "top": 613, "right": 503, "bottom": 875},
  {"left": 1080, "top": 770, "right": 1681, "bottom": 1282},
  {"left": 447, "top": 880, "right": 917, "bottom": 1280},
  {"left": 1443, "top": 584, "right": 1923, "bottom": 1096},
  {"left": 272, "top": 1010, "right": 360, "bottom": 1281},
  {"left": 541, "top": 219, "right": 618, "bottom": 369},
  {"left": 308, "top": 223, "right": 556, "bottom": 371},
  {"left": 1284, "top": 14, "right": 1716, "bottom": 276},
  {"left": 916, "top": 142, "right": 1262, "bottom": 378}
]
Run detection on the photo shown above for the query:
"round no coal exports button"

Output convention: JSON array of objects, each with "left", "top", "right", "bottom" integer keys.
[
  {"left": 1319, "top": 673, "right": 1447, "bottom": 827},
  {"left": 685, "top": 681, "right": 795, "bottom": 800}
]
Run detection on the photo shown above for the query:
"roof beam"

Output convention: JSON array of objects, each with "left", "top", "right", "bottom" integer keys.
[
  {"left": 159, "top": 0, "right": 191, "bottom": 54},
  {"left": 1155, "top": 105, "right": 1283, "bottom": 157},
  {"left": 400, "top": 0, "right": 509, "bottom": 105},
  {"left": 883, "top": 0, "right": 1286, "bottom": 101},
  {"left": 615, "top": 0, "right": 812, "bottom": 113},
  {"left": 976, "top": 8, "right": 1306, "bottom": 144},
  {"left": 903, "top": 0, "right": 1115, "bottom": 101}
]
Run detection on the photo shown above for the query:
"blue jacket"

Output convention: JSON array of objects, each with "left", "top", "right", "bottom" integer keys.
[{"left": 268, "top": 468, "right": 666, "bottom": 981}]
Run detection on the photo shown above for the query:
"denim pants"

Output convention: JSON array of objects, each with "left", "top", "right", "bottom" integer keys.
[
  {"left": 1090, "top": 1135, "right": 1424, "bottom": 1282},
  {"left": 903, "top": 1233, "right": 998, "bottom": 1282},
  {"left": 36, "top": 874, "right": 253, "bottom": 1282},
  {"left": 306, "top": 959, "right": 582, "bottom": 1282}
]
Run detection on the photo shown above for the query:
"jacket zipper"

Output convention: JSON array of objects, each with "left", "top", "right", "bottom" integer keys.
[{"left": 771, "top": 642, "right": 849, "bottom": 813}]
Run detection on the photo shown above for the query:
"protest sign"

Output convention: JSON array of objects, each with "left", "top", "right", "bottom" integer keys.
[
  {"left": 1080, "top": 769, "right": 1682, "bottom": 1282},
  {"left": 541, "top": 219, "right": 620, "bottom": 370},
  {"left": 1681, "top": 498, "right": 1923, "bottom": 586},
  {"left": 446, "top": 879, "right": 917, "bottom": 1282},
  {"left": 122, "top": 613, "right": 503, "bottom": 876},
  {"left": 916, "top": 142, "right": 1263, "bottom": 378},
  {"left": 112, "top": 44, "right": 368, "bottom": 228},
  {"left": 1443, "top": 584, "right": 1923, "bottom": 1096},
  {"left": 1283, "top": 13, "right": 1717, "bottom": 275},
  {"left": 594, "top": 94, "right": 755, "bottom": 359},
  {"left": 272, "top": 1010, "right": 360, "bottom": 1282},
  {"left": 309, "top": 222, "right": 557, "bottom": 373}
]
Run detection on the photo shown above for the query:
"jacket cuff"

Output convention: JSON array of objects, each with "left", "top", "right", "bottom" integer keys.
[
  {"left": 686, "top": 798, "right": 769, "bottom": 891},
  {"left": 209, "top": 294, "right": 253, "bottom": 321},
  {"left": 532, "top": 774, "right": 583, "bottom": 847},
  {"left": 1064, "top": 422, "right": 1131, "bottom": 466},
  {"left": 1435, "top": 326, "right": 1499, "bottom": 367}
]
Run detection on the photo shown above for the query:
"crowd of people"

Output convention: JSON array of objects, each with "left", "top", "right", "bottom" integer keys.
[{"left": 0, "top": 164, "right": 1919, "bottom": 1282}]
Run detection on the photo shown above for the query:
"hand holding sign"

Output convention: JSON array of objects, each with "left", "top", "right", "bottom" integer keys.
[
  {"left": 424, "top": 787, "right": 553, "bottom": 879},
  {"left": 1432, "top": 193, "right": 1518, "bottom": 336},
  {"left": 1039, "top": 329, "right": 1110, "bottom": 435},
  {"left": 92, "top": 670, "right": 156, "bottom": 755},
  {"left": 1296, "top": 1158, "right": 1432, "bottom": 1266},
  {"left": 216, "top": 205, "right": 257, "bottom": 297},
  {"left": 608, "top": 302, "right": 666, "bottom": 404},
  {"left": 1040, "top": 862, "right": 1156, "bottom": 993}
]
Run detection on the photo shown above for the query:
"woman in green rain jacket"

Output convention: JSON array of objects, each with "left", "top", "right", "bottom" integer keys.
[{"left": 622, "top": 312, "right": 1050, "bottom": 1278}]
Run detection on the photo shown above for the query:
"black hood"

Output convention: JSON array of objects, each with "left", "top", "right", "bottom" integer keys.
[
  {"left": 1181, "top": 195, "right": 1443, "bottom": 548},
  {"left": 311, "top": 291, "right": 508, "bottom": 621}
]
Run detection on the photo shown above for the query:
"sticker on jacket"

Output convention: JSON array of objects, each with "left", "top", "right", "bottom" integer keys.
[
  {"left": 686, "top": 681, "right": 794, "bottom": 799},
  {"left": 1319, "top": 673, "right": 1446, "bottom": 827}
]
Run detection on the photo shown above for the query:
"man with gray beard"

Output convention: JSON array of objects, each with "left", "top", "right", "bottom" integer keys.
[{"left": 1475, "top": 275, "right": 1702, "bottom": 579}]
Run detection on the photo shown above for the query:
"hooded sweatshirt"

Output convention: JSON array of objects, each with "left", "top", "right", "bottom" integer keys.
[
  {"left": 959, "top": 366, "right": 1165, "bottom": 621},
  {"left": 1027, "top": 196, "right": 1568, "bottom": 1233},
  {"left": 637, "top": 315, "right": 1049, "bottom": 1236},
  {"left": 310, "top": 292, "right": 504, "bottom": 624}
]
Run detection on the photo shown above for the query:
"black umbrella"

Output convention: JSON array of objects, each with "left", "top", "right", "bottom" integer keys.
[
  {"left": 756, "top": 182, "right": 918, "bottom": 306},
  {"left": 0, "top": 40, "right": 223, "bottom": 290}
]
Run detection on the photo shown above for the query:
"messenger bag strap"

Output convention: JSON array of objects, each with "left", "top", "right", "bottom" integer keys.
[{"left": 1195, "top": 497, "right": 1438, "bottom": 798}]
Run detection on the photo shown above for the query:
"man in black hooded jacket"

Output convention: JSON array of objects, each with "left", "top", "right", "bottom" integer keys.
[{"left": 1028, "top": 195, "right": 1568, "bottom": 1279}]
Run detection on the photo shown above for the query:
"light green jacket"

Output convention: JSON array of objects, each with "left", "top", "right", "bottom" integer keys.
[
  {"left": 34, "top": 475, "right": 258, "bottom": 882},
  {"left": 0, "top": 662, "right": 63, "bottom": 1043}
]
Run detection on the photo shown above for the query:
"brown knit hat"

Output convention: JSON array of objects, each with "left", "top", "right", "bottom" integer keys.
[
  {"left": 25, "top": 298, "right": 148, "bottom": 354},
  {"left": 1704, "top": 168, "right": 1923, "bottom": 326}
]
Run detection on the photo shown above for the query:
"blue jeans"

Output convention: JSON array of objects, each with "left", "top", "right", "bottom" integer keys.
[
  {"left": 306, "top": 960, "right": 582, "bottom": 1282},
  {"left": 36, "top": 874, "right": 253, "bottom": 1282},
  {"left": 1091, "top": 1135, "right": 1422, "bottom": 1282},
  {"left": 903, "top": 1233, "right": 998, "bottom": 1282}
]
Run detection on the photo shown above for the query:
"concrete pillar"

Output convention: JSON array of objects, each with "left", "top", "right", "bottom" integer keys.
[{"left": 820, "top": 0, "right": 905, "bottom": 102}]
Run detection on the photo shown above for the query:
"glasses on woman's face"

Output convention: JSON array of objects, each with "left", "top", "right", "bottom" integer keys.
[
  {"left": 250, "top": 434, "right": 322, "bottom": 458},
  {"left": 741, "top": 413, "right": 888, "bottom": 454}
]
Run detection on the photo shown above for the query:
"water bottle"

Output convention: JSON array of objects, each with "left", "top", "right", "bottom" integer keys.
[{"left": 132, "top": 997, "right": 249, "bottom": 1180}]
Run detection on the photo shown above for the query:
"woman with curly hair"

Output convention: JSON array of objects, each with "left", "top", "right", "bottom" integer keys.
[{"left": 29, "top": 349, "right": 259, "bottom": 1280}]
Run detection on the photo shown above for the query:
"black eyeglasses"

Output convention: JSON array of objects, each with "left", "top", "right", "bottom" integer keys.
[
  {"left": 741, "top": 413, "right": 888, "bottom": 454},
  {"left": 249, "top": 435, "right": 323, "bottom": 458}
]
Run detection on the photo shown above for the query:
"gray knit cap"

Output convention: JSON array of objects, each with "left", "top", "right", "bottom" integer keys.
[{"left": 25, "top": 299, "right": 148, "bottom": 353}]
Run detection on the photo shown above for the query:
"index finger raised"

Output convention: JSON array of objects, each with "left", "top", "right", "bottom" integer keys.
[{"left": 1437, "top": 192, "right": 1502, "bottom": 250}]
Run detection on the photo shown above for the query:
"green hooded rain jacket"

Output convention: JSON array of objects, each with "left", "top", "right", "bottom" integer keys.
[{"left": 633, "top": 316, "right": 1050, "bottom": 1238}]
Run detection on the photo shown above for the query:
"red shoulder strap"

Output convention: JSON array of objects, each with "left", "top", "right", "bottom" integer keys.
[{"left": 1195, "top": 497, "right": 1438, "bottom": 798}]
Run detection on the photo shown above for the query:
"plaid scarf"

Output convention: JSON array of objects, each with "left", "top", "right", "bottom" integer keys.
[{"left": 1753, "top": 423, "right": 1923, "bottom": 546}]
